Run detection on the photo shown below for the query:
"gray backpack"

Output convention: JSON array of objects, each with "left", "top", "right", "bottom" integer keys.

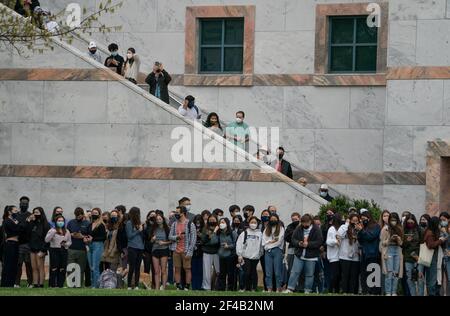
[{"left": 98, "top": 269, "right": 118, "bottom": 289}]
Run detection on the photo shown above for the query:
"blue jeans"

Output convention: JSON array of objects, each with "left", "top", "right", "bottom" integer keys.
[
  {"left": 385, "top": 245, "right": 401, "bottom": 295},
  {"left": 87, "top": 241, "right": 104, "bottom": 288},
  {"left": 417, "top": 264, "right": 425, "bottom": 296},
  {"left": 424, "top": 251, "right": 439, "bottom": 296},
  {"left": 287, "top": 256, "right": 316, "bottom": 293},
  {"left": 264, "top": 247, "right": 283, "bottom": 290},
  {"left": 312, "top": 257, "right": 325, "bottom": 293},
  {"left": 191, "top": 256, "right": 203, "bottom": 291},
  {"left": 404, "top": 262, "right": 418, "bottom": 296}
]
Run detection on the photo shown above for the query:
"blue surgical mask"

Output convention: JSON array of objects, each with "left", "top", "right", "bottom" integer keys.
[
  {"left": 56, "top": 222, "right": 65, "bottom": 228},
  {"left": 111, "top": 51, "right": 118, "bottom": 57},
  {"left": 441, "top": 221, "right": 448, "bottom": 227},
  {"left": 320, "top": 191, "right": 327, "bottom": 197}
]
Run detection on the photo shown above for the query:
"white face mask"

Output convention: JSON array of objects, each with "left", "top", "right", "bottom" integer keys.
[
  {"left": 249, "top": 223, "right": 257, "bottom": 230},
  {"left": 219, "top": 223, "right": 226, "bottom": 230},
  {"left": 185, "top": 205, "right": 191, "bottom": 212},
  {"left": 320, "top": 191, "right": 327, "bottom": 197},
  {"left": 236, "top": 118, "right": 243, "bottom": 124}
]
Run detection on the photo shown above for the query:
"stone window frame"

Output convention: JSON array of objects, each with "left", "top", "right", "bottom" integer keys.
[
  {"left": 314, "top": 2, "right": 388, "bottom": 75},
  {"left": 426, "top": 139, "right": 450, "bottom": 216},
  {"left": 184, "top": 5, "right": 255, "bottom": 86}
]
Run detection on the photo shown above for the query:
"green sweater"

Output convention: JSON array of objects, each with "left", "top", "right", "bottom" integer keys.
[{"left": 402, "top": 228, "right": 422, "bottom": 263}]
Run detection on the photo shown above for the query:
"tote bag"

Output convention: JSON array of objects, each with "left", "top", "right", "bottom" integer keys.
[{"left": 418, "top": 243, "right": 434, "bottom": 267}]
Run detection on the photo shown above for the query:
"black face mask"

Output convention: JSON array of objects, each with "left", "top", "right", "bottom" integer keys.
[
  {"left": 208, "top": 222, "right": 217, "bottom": 227},
  {"left": 34, "top": 215, "right": 41, "bottom": 221},
  {"left": 326, "top": 214, "right": 334, "bottom": 222},
  {"left": 76, "top": 217, "right": 83, "bottom": 222},
  {"left": 20, "top": 202, "right": 29, "bottom": 213},
  {"left": 244, "top": 213, "right": 249, "bottom": 219},
  {"left": 233, "top": 222, "right": 240, "bottom": 228},
  {"left": 89, "top": 49, "right": 97, "bottom": 54},
  {"left": 292, "top": 220, "right": 299, "bottom": 225},
  {"left": 278, "top": 153, "right": 284, "bottom": 160},
  {"left": 420, "top": 222, "right": 427, "bottom": 228},
  {"left": 269, "top": 221, "right": 278, "bottom": 226},
  {"left": 92, "top": 215, "right": 99, "bottom": 221},
  {"left": 175, "top": 214, "right": 181, "bottom": 220},
  {"left": 362, "top": 219, "right": 369, "bottom": 227}
]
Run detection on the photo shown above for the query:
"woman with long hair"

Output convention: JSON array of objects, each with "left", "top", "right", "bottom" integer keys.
[
  {"left": 45, "top": 215, "right": 71, "bottom": 288},
  {"left": 143, "top": 210, "right": 156, "bottom": 289},
  {"left": 27, "top": 207, "right": 50, "bottom": 288},
  {"left": 423, "top": 216, "right": 446, "bottom": 296},
  {"left": 358, "top": 211, "right": 381, "bottom": 295},
  {"left": 380, "top": 212, "right": 404, "bottom": 296},
  {"left": 380, "top": 210, "right": 390, "bottom": 229},
  {"left": 217, "top": 217, "right": 237, "bottom": 291},
  {"left": 150, "top": 213, "right": 171, "bottom": 290},
  {"left": 201, "top": 214, "right": 220, "bottom": 290},
  {"left": 338, "top": 213, "right": 361, "bottom": 294},
  {"left": 259, "top": 209, "right": 270, "bottom": 291},
  {"left": 102, "top": 210, "right": 121, "bottom": 271},
  {"left": 204, "top": 112, "right": 223, "bottom": 136},
  {"left": 402, "top": 214, "right": 422, "bottom": 296},
  {"left": 326, "top": 213, "right": 342, "bottom": 293},
  {"left": 125, "top": 207, "right": 144, "bottom": 289},
  {"left": 262, "top": 213, "right": 285, "bottom": 292},
  {"left": 87, "top": 208, "right": 106, "bottom": 288},
  {"left": 1, "top": 206, "right": 21, "bottom": 287}
]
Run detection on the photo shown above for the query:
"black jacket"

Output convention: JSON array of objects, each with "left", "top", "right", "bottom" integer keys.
[
  {"left": 145, "top": 70, "right": 172, "bottom": 104},
  {"left": 105, "top": 55, "right": 125, "bottom": 75},
  {"left": 14, "top": 0, "right": 40, "bottom": 16},
  {"left": 285, "top": 221, "right": 299, "bottom": 249},
  {"left": 291, "top": 224, "right": 323, "bottom": 259},
  {"left": 29, "top": 220, "right": 50, "bottom": 252},
  {"left": 16, "top": 211, "right": 32, "bottom": 245},
  {"left": 271, "top": 159, "right": 293, "bottom": 179}
]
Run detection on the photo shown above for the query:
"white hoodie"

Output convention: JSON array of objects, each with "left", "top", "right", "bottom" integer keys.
[
  {"left": 262, "top": 226, "right": 285, "bottom": 251},
  {"left": 337, "top": 223, "right": 360, "bottom": 262},
  {"left": 326, "top": 226, "right": 340, "bottom": 263},
  {"left": 236, "top": 228, "right": 263, "bottom": 260}
]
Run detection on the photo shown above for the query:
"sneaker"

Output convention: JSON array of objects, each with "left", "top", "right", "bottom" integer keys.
[
  {"left": 239, "top": 289, "right": 245, "bottom": 293},
  {"left": 160, "top": 285, "right": 164, "bottom": 291},
  {"left": 14, "top": 285, "right": 20, "bottom": 288},
  {"left": 392, "top": 294, "right": 397, "bottom": 296},
  {"left": 134, "top": 287, "right": 139, "bottom": 290},
  {"left": 127, "top": 287, "right": 132, "bottom": 290},
  {"left": 283, "top": 289, "right": 293, "bottom": 294},
  {"left": 27, "top": 284, "right": 33, "bottom": 288}
]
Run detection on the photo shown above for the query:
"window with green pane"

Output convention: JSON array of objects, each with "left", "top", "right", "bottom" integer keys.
[
  {"left": 329, "top": 16, "right": 378, "bottom": 73},
  {"left": 199, "top": 18, "right": 244, "bottom": 73}
]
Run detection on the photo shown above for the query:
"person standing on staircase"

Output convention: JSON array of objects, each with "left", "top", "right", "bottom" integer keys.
[
  {"left": 104, "top": 43, "right": 124, "bottom": 75},
  {"left": 145, "top": 62, "right": 172, "bottom": 104},
  {"left": 270, "top": 147, "right": 293, "bottom": 179},
  {"left": 123, "top": 48, "right": 141, "bottom": 84},
  {"left": 87, "top": 41, "right": 102, "bottom": 64},
  {"left": 178, "top": 95, "right": 201, "bottom": 120}
]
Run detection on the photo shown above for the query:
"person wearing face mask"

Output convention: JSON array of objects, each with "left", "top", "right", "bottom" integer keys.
[
  {"left": 169, "top": 206, "right": 197, "bottom": 291},
  {"left": 66, "top": 207, "right": 90, "bottom": 287},
  {"left": 224, "top": 111, "right": 250, "bottom": 150},
  {"left": 212, "top": 209, "right": 225, "bottom": 221},
  {"left": 401, "top": 214, "right": 422, "bottom": 296},
  {"left": 149, "top": 213, "right": 171, "bottom": 290},
  {"left": 104, "top": 43, "right": 124, "bottom": 75},
  {"left": 318, "top": 184, "right": 333, "bottom": 202},
  {"left": 101, "top": 210, "right": 121, "bottom": 273},
  {"left": 239, "top": 205, "right": 260, "bottom": 231},
  {"left": 231, "top": 215, "right": 244, "bottom": 236},
  {"left": 178, "top": 197, "right": 196, "bottom": 221},
  {"left": 201, "top": 214, "right": 220, "bottom": 290},
  {"left": 143, "top": 211, "right": 157, "bottom": 289},
  {"left": 285, "top": 214, "right": 323, "bottom": 294},
  {"left": 191, "top": 215, "right": 204, "bottom": 291},
  {"left": 204, "top": 112, "right": 224, "bottom": 137},
  {"left": 321, "top": 209, "right": 336, "bottom": 293},
  {"left": 201, "top": 210, "right": 211, "bottom": 226},
  {"left": 27, "top": 207, "right": 50, "bottom": 288},
  {"left": 230, "top": 214, "right": 244, "bottom": 290},
  {"left": 236, "top": 216, "right": 264, "bottom": 291},
  {"left": 337, "top": 214, "right": 362, "bottom": 294},
  {"left": 145, "top": 61, "right": 172, "bottom": 104},
  {"left": 262, "top": 213, "right": 285, "bottom": 292},
  {"left": 357, "top": 211, "right": 381, "bottom": 295},
  {"left": 284, "top": 212, "right": 301, "bottom": 290},
  {"left": 269, "top": 147, "right": 293, "bottom": 179},
  {"left": 380, "top": 212, "right": 404, "bottom": 296},
  {"left": 1, "top": 206, "right": 24, "bottom": 287},
  {"left": 325, "top": 213, "right": 342, "bottom": 294},
  {"left": 229, "top": 205, "right": 241, "bottom": 219},
  {"left": 45, "top": 215, "right": 71, "bottom": 288},
  {"left": 86, "top": 208, "right": 106, "bottom": 288},
  {"left": 178, "top": 95, "right": 202, "bottom": 120},
  {"left": 217, "top": 218, "right": 237, "bottom": 291},
  {"left": 15, "top": 196, "right": 33, "bottom": 288},
  {"left": 123, "top": 47, "right": 140, "bottom": 84},
  {"left": 87, "top": 41, "right": 101, "bottom": 63},
  {"left": 259, "top": 209, "right": 270, "bottom": 291}
]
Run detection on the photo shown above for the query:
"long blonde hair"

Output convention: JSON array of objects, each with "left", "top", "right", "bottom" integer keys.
[{"left": 91, "top": 207, "right": 104, "bottom": 230}]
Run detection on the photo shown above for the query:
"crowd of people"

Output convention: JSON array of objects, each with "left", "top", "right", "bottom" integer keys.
[{"left": 0, "top": 195, "right": 449, "bottom": 295}]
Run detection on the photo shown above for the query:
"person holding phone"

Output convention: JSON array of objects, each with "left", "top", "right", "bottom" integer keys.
[
  {"left": 45, "top": 215, "right": 71, "bottom": 288},
  {"left": 150, "top": 213, "right": 171, "bottom": 290},
  {"left": 201, "top": 214, "right": 220, "bottom": 291},
  {"left": 380, "top": 212, "right": 404, "bottom": 296},
  {"left": 27, "top": 207, "right": 50, "bottom": 288},
  {"left": 145, "top": 61, "right": 172, "bottom": 104},
  {"left": 1, "top": 205, "right": 23, "bottom": 287},
  {"left": 125, "top": 207, "right": 145, "bottom": 290},
  {"left": 402, "top": 214, "right": 422, "bottom": 296},
  {"left": 169, "top": 206, "right": 196, "bottom": 290},
  {"left": 217, "top": 218, "right": 237, "bottom": 291},
  {"left": 262, "top": 213, "right": 285, "bottom": 293}
]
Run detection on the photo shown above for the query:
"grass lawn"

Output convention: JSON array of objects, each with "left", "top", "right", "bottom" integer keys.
[{"left": 0, "top": 287, "right": 317, "bottom": 296}]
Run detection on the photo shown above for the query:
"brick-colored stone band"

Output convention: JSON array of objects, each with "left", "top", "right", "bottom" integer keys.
[{"left": 0, "top": 165, "right": 425, "bottom": 186}]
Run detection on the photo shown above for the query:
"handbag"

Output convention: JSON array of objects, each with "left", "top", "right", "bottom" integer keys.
[{"left": 417, "top": 243, "right": 434, "bottom": 267}]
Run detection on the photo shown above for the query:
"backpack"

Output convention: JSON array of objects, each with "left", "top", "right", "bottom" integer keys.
[{"left": 98, "top": 269, "right": 118, "bottom": 289}]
